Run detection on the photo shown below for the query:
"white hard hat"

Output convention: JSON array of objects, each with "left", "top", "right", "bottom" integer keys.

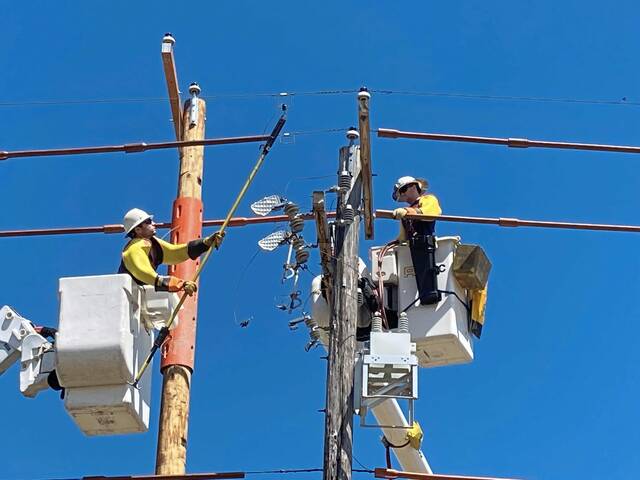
[
  {"left": 392, "top": 176, "right": 428, "bottom": 201},
  {"left": 123, "top": 208, "right": 153, "bottom": 235}
]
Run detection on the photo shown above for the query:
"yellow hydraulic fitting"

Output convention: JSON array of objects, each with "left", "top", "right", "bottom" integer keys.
[{"left": 406, "top": 421, "right": 424, "bottom": 450}]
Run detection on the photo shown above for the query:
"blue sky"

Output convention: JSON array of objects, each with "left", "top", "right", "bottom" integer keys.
[{"left": 2, "top": 2, "right": 640, "bottom": 480}]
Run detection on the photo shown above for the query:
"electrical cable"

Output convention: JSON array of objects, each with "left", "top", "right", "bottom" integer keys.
[
  {"left": 353, "top": 455, "right": 372, "bottom": 472},
  {"left": 284, "top": 127, "right": 348, "bottom": 137},
  {"left": 232, "top": 247, "right": 263, "bottom": 327},
  {"left": 0, "top": 135, "right": 270, "bottom": 161},
  {"left": 378, "top": 127, "right": 640, "bottom": 155},
  {"left": 372, "top": 88, "right": 640, "bottom": 107},
  {"left": 3, "top": 87, "right": 638, "bottom": 108},
  {"left": 438, "top": 289, "right": 470, "bottom": 313},
  {"left": 244, "top": 467, "right": 373, "bottom": 475},
  {"left": 4, "top": 209, "right": 640, "bottom": 240},
  {"left": 0, "top": 89, "right": 359, "bottom": 108}
]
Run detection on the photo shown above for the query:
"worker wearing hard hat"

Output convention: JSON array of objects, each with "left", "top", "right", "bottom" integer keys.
[
  {"left": 392, "top": 176, "right": 442, "bottom": 305},
  {"left": 118, "top": 208, "right": 224, "bottom": 295},
  {"left": 392, "top": 176, "right": 442, "bottom": 239}
]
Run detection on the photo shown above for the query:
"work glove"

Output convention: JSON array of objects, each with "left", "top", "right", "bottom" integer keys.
[
  {"left": 393, "top": 208, "right": 408, "bottom": 219},
  {"left": 181, "top": 280, "right": 198, "bottom": 296},
  {"left": 204, "top": 230, "right": 225, "bottom": 249}
]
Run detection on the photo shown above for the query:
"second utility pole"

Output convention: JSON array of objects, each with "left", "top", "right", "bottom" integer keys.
[
  {"left": 323, "top": 130, "right": 362, "bottom": 480},
  {"left": 156, "top": 83, "right": 206, "bottom": 475}
]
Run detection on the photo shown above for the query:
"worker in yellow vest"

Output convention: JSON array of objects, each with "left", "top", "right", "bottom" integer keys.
[
  {"left": 392, "top": 176, "right": 442, "bottom": 239},
  {"left": 118, "top": 208, "right": 223, "bottom": 295},
  {"left": 392, "top": 176, "right": 443, "bottom": 305}
]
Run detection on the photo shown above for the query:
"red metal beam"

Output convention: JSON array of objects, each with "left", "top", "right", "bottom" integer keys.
[
  {"left": 3, "top": 209, "right": 640, "bottom": 239},
  {"left": 84, "top": 472, "right": 244, "bottom": 480},
  {"left": 0, "top": 135, "right": 270, "bottom": 161},
  {"left": 375, "top": 209, "right": 640, "bottom": 233},
  {"left": 374, "top": 467, "right": 521, "bottom": 480},
  {"left": 378, "top": 127, "right": 640, "bottom": 154}
]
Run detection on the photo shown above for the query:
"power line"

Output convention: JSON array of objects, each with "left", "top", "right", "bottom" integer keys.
[
  {"left": 245, "top": 468, "right": 373, "bottom": 475},
  {"left": 285, "top": 127, "right": 348, "bottom": 136},
  {"left": 7, "top": 125, "right": 640, "bottom": 162},
  {"left": 378, "top": 127, "right": 640, "bottom": 155},
  {"left": 372, "top": 88, "right": 639, "bottom": 107},
  {"left": 3, "top": 210, "right": 640, "bottom": 239},
  {"left": 0, "top": 134, "right": 270, "bottom": 161},
  {"left": 3, "top": 87, "right": 636, "bottom": 109},
  {"left": 0, "top": 89, "right": 359, "bottom": 108}
]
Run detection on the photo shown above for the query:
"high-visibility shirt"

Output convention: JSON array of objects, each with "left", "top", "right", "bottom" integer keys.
[
  {"left": 399, "top": 193, "right": 442, "bottom": 240},
  {"left": 118, "top": 236, "right": 209, "bottom": 291}
]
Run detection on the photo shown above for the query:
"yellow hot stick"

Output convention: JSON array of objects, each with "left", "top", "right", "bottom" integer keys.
[{"left": 132, "top": 113, "right": 287, "bottom": 387}]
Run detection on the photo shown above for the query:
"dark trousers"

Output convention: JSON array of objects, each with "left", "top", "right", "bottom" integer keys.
[{"left": 408, "top": 234, "right": 441, "bottom": 306}]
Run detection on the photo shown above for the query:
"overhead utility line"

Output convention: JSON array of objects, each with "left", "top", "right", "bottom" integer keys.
[
  {"left": 3, "top": 210, "right": 640, "bottom": 239},
  {"left": 1, "top": 89, "right": 635, "bottom": 108},
  {"left": 378, "top": 128, "right": 640, "bottom": 155},
  {"left": 373, "top": 89, "right": 638, "bottom": 107},
  {"left": 0, "top": 135, "right": 270, "bottom": 161},
  {"left": 0, "top": 89, "right": 359, "bottom": 108}
]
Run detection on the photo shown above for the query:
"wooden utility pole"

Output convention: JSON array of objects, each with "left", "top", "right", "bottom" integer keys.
[
  {"left": 323, "top": 131, "right": 362, "bottom": 480},
  {"left": 357, "top": 88, "right": 374, "bottom": 240},
  {"left": 155, "top": 81, "right": 206, "bottom": 474}
]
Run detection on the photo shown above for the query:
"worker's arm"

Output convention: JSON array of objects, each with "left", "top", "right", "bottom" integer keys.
[
  {"left": 393, "top": 194, "right": 442, "bottom": 219},
  {"left": 395, "top": 195, "right": 441, "bottom": 240},
  {"left": 122, "top": 241, "right": 184, "bottom": 292},
  {"left": 156, "top": 237, "right": 212, "bottom": 264},
  {"left": 416, "top": 194, "right": 442, "bottom": 216}
]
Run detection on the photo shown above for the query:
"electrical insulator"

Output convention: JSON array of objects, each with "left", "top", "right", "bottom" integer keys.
[
  {"left": 346, "top": 127, "right": 359, "bottom": 141},
  {"left": 305, "top": 316, "right": 323, "bottom": 350},
  {"left": 292, "top": 236, "right": 309, "bottom": 264},
  {"left": 338, "top": 171, "right": 351, "bottom": 192},
  {"left": 398, "top": 311, "right": 409, "bottom": 333},
  {"left": 188, "top": 82, "right": 201, "bottom": 127},
  {"left": 284, "top": 202, "right": 300, "bottom": 219},
  {"left": 342, "top": 204, "right": 354, "bottom": 224},
  {"left": 284, "top": 202, "right": 304, "bottom": 233},
  {"left": 295, "top": 248, "right": 309, "bottom": 264},
  {"left": 371, "top": 312, "right": 383, "bottom": 332},
  {"left": 305, "top": 315, "right": 317, "bottom": 329},
  {"left": 289, "top": 217, "right": 304, "bottom": 233}
]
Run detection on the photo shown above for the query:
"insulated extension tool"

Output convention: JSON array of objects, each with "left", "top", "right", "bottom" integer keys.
[{"left": 131, "top": 109, "right": 287, "bottom": 387}]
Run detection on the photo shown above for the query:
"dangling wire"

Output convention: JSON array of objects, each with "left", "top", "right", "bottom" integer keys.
[
  {"left": 232, "top": 247, "right": 263, "bottom": 328},
  {"left": 282, "top": 174, "right": 335, "bottom": 198},
  {"left": 376, "top": 240, "right": 399, "bottom": 329},
  {"left": 130, "top": 110, "right": 287, "bottom": 387}
]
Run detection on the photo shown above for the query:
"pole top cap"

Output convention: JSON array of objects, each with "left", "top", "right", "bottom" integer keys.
[
  {"left": 189, "top": 82, "right": 201, "bottom": 95},
  {"left": 358, "top": 87, "right": 371, "bottom": 99},
  {"left": 162, "top": 33, "right": 175, "bottom": 44}
]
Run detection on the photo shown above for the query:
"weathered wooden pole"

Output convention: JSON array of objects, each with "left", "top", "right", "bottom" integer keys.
[
  {"left": 357, "top": 87, "right": 374, "bottom": 240},
  {"left": 323, "top": 130, "right": 362, "bottom": 480},
  {"left": 155, "top": 81, "right": 206, "bottom": 475}
]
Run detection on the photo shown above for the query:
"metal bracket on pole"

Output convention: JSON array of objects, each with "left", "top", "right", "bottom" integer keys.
[
  {"left": 189, "top": 82, "right": 201, "bottom": 127},
  {"left": 354, "top": 331, "right": 419, "bottom": 430}
]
